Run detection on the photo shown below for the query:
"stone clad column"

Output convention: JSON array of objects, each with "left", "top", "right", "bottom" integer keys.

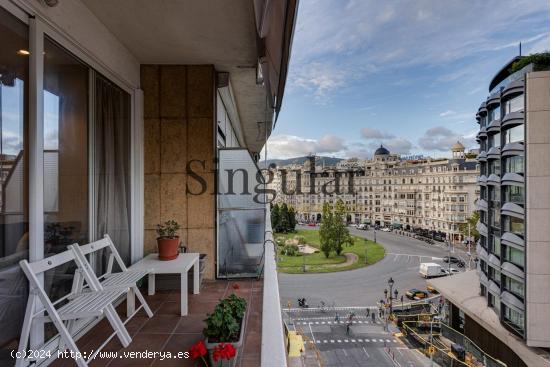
[
  {"left": 526, "top": 70, "right": 550, "bottom": 347},
  {"left": 141, "top": 65, "right": 216, "bottom": 279}
]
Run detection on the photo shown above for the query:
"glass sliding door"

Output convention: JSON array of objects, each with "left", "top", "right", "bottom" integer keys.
[
  {"left": 43, "top": 37, "right": 89, "bottom": 304},
  {"left": 0, "top": 7, "right": 28, "bottom": 364},
  {"left": 94, "top": 74, "right": 131, "bottom": 269}
]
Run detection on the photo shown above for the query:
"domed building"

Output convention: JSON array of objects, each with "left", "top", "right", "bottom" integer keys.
[
  {"left": 374, "top": 144, "right": 390, "bottom": 156},
  {"left": 374, "top": 145, "right": 391, "bottom": 161}
]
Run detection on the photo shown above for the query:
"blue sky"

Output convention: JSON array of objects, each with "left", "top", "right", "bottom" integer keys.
[{"left": 264, "top": 0, "right": 550, "bottom": 159}]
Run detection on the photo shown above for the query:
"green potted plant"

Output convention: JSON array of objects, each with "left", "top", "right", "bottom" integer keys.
[
  {"left": 203, "top": 294, "right": 247, "bottom": 367},
  {"left": 156, "top": 220, "right": 181, "bottom": 260}
]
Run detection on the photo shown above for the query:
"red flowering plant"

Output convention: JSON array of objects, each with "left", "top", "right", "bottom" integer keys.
[
  {"left": 232, "top": 283, "right": 240, "bottom": 290},
  {"left": 212, "top": 343, "right": 237, "bottom": 365},
  {"left": 189, "top": 340, "right": 208, "bottom": 366}
]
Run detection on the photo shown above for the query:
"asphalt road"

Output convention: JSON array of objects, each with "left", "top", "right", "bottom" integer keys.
[
  {"left": 279, "top": 226, "right": 471, "bottom": 308},
  {"left": 287, "top": 308, "right": 432, "bottom": 367}
]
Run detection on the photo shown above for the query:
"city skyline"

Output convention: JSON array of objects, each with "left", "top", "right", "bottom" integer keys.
[{"left": 264, "top": 0, "right": 550, "bottom": 159}]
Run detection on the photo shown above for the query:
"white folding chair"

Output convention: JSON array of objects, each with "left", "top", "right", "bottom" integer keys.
[
  {"left": 16, "top": 250, "right": 132, "bottom": 367},
  {"left": 69, "top": 234, "right": 153, "bottom": 318}
]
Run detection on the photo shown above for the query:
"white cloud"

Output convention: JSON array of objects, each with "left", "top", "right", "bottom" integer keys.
[
  {"left": 289, "top": 62, "right": 348, "bottom": 102},
  {"left": 360, "top": 127, "right": 395, "bottom": 140},
  {"left": 288, "top": 0, "right": 550, "bottom": 100},
  {"left": 266, "top": 134, "right": 346, "bottom": 159},
  {"left": 439, "top": 110, "right": 456, "bottom": 117},
  {"left": 418, "top": 126, "right": 475, "bottom": 152},
  {"left": 528, "top": 34, "right": 550, "bottom": 54}
]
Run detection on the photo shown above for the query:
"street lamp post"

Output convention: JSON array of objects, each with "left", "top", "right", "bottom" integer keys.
[
  {"left": 388, "top": 277, "right": 395, "bottom": 315},
  {"left": 374, "top": 228, "right": 377, "bottom": 243}
]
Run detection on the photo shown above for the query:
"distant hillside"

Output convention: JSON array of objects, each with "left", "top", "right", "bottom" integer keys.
[{"left": 259, "top": 156, "right": 343, "bottom": 168}]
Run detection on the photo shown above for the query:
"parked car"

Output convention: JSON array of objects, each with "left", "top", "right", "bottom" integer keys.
[
  {"left": 405, "top": 289, "right": 429, "bottom": 300},
  {"left": 357, "top": 223, "right": 368, "bottom": 230},
  {"left": 443, "top": 256, "right": 460, "bottom": 263},
  {"left": 381, "top": 227, "right": 391, "bottom": 232},
  {"left": 426, "top": 285, "right": 439, "bottom": 294},
  {"left": 307, "top": 223, "right": 316, "bottom": 227},
  {"left": 441, "top": 268, "right": 461, "bottom": 275}
]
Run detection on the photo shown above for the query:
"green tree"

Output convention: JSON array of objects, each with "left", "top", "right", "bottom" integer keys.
[
  {"left": 288, "top": 206, "right": 297, "bottom": 232},
  {"left": 271, "top": 204, "right": 281, "bottom": 233},
  {"left": 459, "top": 211, "right": 480, "bottom": 242},
  {"left": 280, "top": 203, "right": 290, "bottom": 232},
  {"left": 319, "top": 203, "right": 334, "bottom": 258},
  {"left": 332, "top": 199, "right": 351, "bottom": 255}
]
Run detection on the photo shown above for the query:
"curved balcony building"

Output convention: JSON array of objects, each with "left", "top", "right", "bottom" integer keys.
[{"left": 429, "top": 56, "right": 550, "bottom": 366}]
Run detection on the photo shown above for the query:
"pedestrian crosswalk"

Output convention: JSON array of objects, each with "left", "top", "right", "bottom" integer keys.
[
  {"left": 295, "top": 320, "right": 379, "bottom": 325},
  {"left": 309, "top": 338, "right": 398, "bottom": 345},
  {"left": 292, "top": 315, "right": 369, "bottom": 321}
]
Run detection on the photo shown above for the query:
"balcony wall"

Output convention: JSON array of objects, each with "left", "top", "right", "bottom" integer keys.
[{"left": 141, "top": 65, "right": 216, "bottom": 279}]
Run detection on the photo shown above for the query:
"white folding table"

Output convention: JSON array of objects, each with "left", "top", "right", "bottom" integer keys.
[{"left": 127, "top": 253, "right": 200, "bottom": 316}]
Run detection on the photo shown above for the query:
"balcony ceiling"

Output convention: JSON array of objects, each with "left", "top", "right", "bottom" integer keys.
[{"left": 84, "top": 0, "right": 272, "bottom": 154}]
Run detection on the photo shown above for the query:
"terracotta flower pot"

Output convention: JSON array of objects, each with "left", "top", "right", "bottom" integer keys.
[{"left": 157, "top": 237, "right": 179, "bottom": 260}]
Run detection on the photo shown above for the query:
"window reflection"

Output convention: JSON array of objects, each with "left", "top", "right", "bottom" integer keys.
[
  {"left": 0, "top": 7, "right": 28, "bottom": 363},
  {"left": 43, "top": 37, "right": 89, "bottom": 307}
]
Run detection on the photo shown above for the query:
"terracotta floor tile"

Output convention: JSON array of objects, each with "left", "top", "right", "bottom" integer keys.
[
  {"left": 155, "top": 302, "right": 181, "bottom": 315},
  {"left": 140, "top": 315, "right": 181, "bottom": 334},
  {"left": 242, "top": 331, "right": 261, "bottom": 356},
  {"left": 240, "top": 355, "right": 261, "bottom": 367},
  {"left": 188, "top": 299, "right": 218, "bottom": 314},
  {"left": 46, "top": 279, "right": 264, "bottom": 367},
  {"left": 174, "top": 314, "right": 207, "bottom": 334},
  {"left": 162, "top": 333, "right": 202, "bottom": 353}
]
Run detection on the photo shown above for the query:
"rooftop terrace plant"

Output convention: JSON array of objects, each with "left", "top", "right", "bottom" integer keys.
[{"left": 509, "top": 52, "right": 550, "bottom": 73}]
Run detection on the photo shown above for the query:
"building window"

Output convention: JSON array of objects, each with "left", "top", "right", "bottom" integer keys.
[
  {"left": 488, "top": 159, "right": 500, "bottom": 176},
  {"left": 504, "top": 216, "right": 524, "bottom": 236},
  {"left": 503, "top": 125, "right": 524, "bottom": 144},
  {"left": 504, "top": 185, "right": 524, "bottom": 204},
  {"left": 504, "top": 276, "right": 524, "bottom": 299},
  {"left": 503, "top": 94, "right": 524, "bottom": 115},
  {"left": 504, "top": 246, "right": 524, "bottom": 268},
  {"left": 503, "top": 155, "right": 523, "bottom": 174},
  {"left": 503, "top": 305, "right": 524, "bottom": 333},
  {"left": 488, "top": 132, "right": 501, "bottom": 149},
  {"left": 488, "top": 105, "right": 501, "bottom": 121},
  {"left": 490, "top": 236, "right": 501, "bottom": 257}
]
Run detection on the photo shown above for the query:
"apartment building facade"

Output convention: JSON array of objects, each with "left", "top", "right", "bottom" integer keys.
[
  {"left": 429, "top": 56, "right": 550, "bottom": 367},
  {"left": 270, "top": 143, "right": 479, "bottom": 243}
]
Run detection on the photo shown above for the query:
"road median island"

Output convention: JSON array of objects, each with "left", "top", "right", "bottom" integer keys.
[{"left": 275, "top": 229, "right": 385, "bottom": 273}]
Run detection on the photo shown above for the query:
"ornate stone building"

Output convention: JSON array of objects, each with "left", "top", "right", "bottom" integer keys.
[{"left": 270, "top": 143, "right": 479, "bottom": 242}]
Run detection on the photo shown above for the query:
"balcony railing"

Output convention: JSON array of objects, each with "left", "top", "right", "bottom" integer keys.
[{"left": 261, "top": 208, "right": 287, "bottom": 367}]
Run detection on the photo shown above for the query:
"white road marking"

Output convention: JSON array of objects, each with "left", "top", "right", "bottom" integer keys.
[
  {"left": 362, "top": 347, "right": 370, "bottom": 358},
  {"left": 351, "top": 339, "right": 356, "bottom": 342},
  {"left": 337, "top": 340, "right": 342, "bottom": 343},
  {"left": 357, "top": 339, "right": 363, "bottom": 342},
  {"left": 308, "top": 323, "right": 316, "bottom": 344},
  {"left": 379, "top": 339, "right": 384, "bottom": 342},
  {"left": 330, "top": 340, "right": 335, "bottom": 343},
  {"left": 364, "top": 339, "right": 370, "bottom": 342}
]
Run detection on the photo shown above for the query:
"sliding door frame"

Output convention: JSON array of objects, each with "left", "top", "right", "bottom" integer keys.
[{"left": 0, "top": 1, "right": 144, "bottom": 364}]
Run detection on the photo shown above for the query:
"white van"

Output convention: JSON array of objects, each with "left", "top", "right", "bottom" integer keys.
[{"left": 419, "top": 262, "right": 444, "bottom": 278}]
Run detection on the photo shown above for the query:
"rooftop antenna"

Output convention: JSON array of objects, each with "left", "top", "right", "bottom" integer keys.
[{"left": 519, "top": 42, "right": 522, "bottom": 56}]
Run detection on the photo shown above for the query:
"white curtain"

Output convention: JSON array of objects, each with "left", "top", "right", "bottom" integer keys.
[{"left": 94, "top": 75, "right": 131, "bottom": 267}]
